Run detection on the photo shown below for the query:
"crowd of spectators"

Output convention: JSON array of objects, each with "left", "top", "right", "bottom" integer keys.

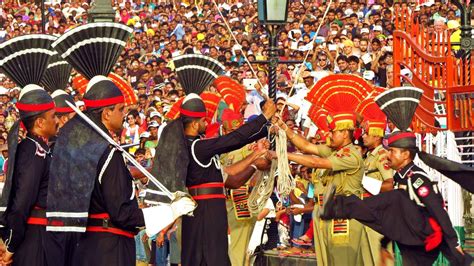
[{"left": 0, "top": 0, "right": 464, "bottom": 264}]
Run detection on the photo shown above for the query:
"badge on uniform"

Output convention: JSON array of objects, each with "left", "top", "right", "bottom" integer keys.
[
  {"left": 331, "top": 219, "right": 350, "bottom": 244},
  {"left": 413, "top": 178, "right": 424, "bottom": 189},
  {"left": 417, "top": 186, "right": 430, "bottom": 197}
]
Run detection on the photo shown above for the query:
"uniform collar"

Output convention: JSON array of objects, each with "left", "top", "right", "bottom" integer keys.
[
  {"left": 368, "top": 144, "right": 384, "bottom": 157},
  {"left": 27, "top": 133, "right": 49, "bottom": 150},
  {"left": 336, "top": 142, "right": 352, "bottom": 151},
  {"left": 396, "top": 161, "right": 415, "bottom": 179}
]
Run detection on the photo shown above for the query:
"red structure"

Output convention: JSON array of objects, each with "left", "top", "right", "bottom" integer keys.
[{"left": 393, "top": 8, "right": 474, "bottom": 132}]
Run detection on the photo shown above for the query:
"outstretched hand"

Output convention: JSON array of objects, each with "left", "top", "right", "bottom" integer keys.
[{"left": 262, "top": 100, "right": 277, "bottom": 120}]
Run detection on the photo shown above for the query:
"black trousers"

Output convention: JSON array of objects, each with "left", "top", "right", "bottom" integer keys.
[
  {"left": 43, "top": 232, "right": 80, "bottom": 266},
  {"left": 334, "top": 190, "right": 432, "bottom": 247},
  {"left": 72, "top": 232, "right": 135, "bottom": 266},
  {"left": 13, "top": 225, "right": 46, "bottom": 266},
  {"left": 181, "top": 198, "right": 230, "bottom": 266},
  {"left": 332, "top": 190, "right": 471, "bottom": 266},
  {"left": 398, "top": 243, "right": 439, "bottom": 266}
]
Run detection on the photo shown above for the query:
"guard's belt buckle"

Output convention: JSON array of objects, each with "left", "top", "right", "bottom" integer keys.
[{"left": 102, "top": 218, "right": 109, "bottom": 229}]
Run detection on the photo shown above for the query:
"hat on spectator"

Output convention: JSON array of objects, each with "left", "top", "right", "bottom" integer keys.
[
  {"left": 447, "top": 20, "right": 461, "bottom": 30},
  {"left": 373, "top": 25, "right": 383, "bottom": 32},
  {"left": 148, "top": 121, "right": 160, "bottom": 129},
  {"left": 363, "top": 70, "right": 375, "bottom": 81},
  {"left": 140, "top": 132, "right": 151, "bottom": 138},
  {"left": 400, "top": 68, "right": 413, "bottom": 80},
  {"left": 328, "top": 44, "right": 337, "bottom": 51},
  {"left": 150, "top": 111, "right": 162, "bottom": 118},
  {"left": 361, "top": 28, "right": 370, "bottom": 34},
  {"left": 153, "top": 83, "right": 165, "bottom": 92},
  {"left": 343, "top": 39, "right": 354, "bottom": 47}
]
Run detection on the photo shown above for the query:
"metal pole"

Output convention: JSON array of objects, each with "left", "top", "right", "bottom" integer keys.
[
  {"left": 41, "top": 0, "right": 45, "bottom": 33},
  {"left": 268, "top": 25, "right": 279, "bottom": 102},
  {"left": 266, "top": 25, "right": 280, "bottom": 150}
]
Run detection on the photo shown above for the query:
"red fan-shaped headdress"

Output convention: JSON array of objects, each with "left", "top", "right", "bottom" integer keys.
[
  {"left": 214, "top": 76, "right": 246, "bottom": 112},
  {"left": 356, "top": 97, "right": 387, "bottom": 137},
  {"left": 307, "top": 74, "right": 373, "bottom": 131}
]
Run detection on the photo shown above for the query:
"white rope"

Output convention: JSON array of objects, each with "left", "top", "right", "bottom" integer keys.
[
  {"left": 248, "top": 128, "right": 294, "bottom": 214},
  {"left": 248, "top": 161, "right": 276, "bottom": 214},
  {"left": 275, "top": 128, "right": 294, "bottom": 197}
]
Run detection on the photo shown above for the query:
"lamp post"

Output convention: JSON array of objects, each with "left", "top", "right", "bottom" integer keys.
[
  {"left": 258, "top": 0, "right": 289, "bottom": 102},
  {"left": 258, "top": 0, "right": 289, "bottom": 149},
  {"left": 89, "top": 0, "right": 116, "bottom": 22}
]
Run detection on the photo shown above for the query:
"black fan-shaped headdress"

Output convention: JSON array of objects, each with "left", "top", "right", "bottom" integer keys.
[
  {"left": 173, "top": 54, "right": 225, "bottom": 95},
  {"left": 41, "top": 52, "right": 73, "bottom": 93},
  {"left": 375, "top": 87, "right": 423, "bottom": 149},
  {"left": 0, "top": 34, "right": 57, "bottom": 87},
  {"left": 52, "top": 22, "right": 132, "bottom": 79},
  {"left": 374, "top": 87, "right": 423, "bottom": 131},
  {"left": 375, "top": 87, "right": 423, "bottom": 131}
]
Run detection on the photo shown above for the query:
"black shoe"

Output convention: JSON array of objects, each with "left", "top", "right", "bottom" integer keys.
[{"left": 319, "top": 184, "right": 336, "bottom": 220}]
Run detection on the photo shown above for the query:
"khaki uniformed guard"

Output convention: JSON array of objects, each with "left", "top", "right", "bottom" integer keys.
[
  {"left": 219, "top": 109, "right": 258, "bottom": 266},
  {"left": 357, "top": 98, "right": 394, "bottom": 266},
  {"left": 274, "top": 109, "right": 365, "bottom": 266}
]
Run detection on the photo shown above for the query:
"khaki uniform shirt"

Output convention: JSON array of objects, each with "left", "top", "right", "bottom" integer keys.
[
  {"left": 318, "top": 143, "right": 364, "bottom": 196},
  {"left": 364, "top": 144, "right": 393, "bottom": 182}
]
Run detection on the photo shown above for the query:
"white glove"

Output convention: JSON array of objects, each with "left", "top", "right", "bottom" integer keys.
[
  {"left": 142, "top": 191, "right": 197, "bottom": 237},
  {"left": 142, "top": 204, "right": 173, "bottom": 237},
  {"left": 170, "top": 191, "right": 197, "bottom": 219}
]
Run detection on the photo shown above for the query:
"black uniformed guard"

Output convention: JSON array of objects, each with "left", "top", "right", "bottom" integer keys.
[
  {"left": 43, "top": 90, "right": 79, "bottom": 266},
  {"left": 0, "top": 33, "right": 58, "bottom": 266},
  {"left": 320, "top": 87, "right": 472, "bottom": 265},
  {"left": 0, "top": 85, "right": 58, "bottom": 265},
  {"left": 48, "top": 76, "right": 151, "bottom": 266},
  {"left": 153, "top": 93, "right": 276, "bottom": 265},
  {"left": 51, "top": 90, "right": 76, "bottom": 129}
]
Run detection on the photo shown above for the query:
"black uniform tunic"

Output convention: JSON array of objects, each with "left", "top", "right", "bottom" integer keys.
[
  {"left": 72, "top": 146, "right": 145, "bottom": 266},
  {"left": 181, "top": 114, "right": 268, "bottom": 266},
  {"left": 330, "top": 162, "right": 470, "bottom": 265},
  {"left": 4, "top": 134, "right": 51, "bottom": 266}
]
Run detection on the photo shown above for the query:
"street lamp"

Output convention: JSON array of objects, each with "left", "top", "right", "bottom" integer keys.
[
  {"left": 258, "top": 0, "right": 289, "bottom": 101},
  {"left": 89, "top": 0, "right": 116, "bottom": 22},
  {"left": 258, "top": 0, "right": 289, "bottom": 25}
]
